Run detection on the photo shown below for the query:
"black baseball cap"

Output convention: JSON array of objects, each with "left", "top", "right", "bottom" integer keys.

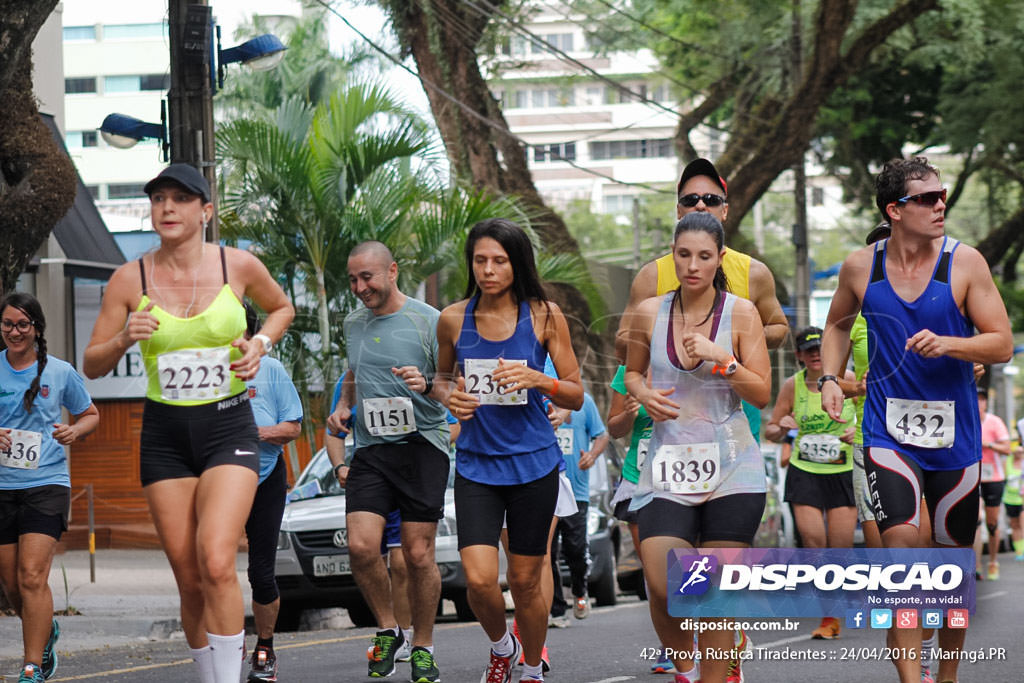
[
  {"left": 144, "top": 163, "right": 210, "bottom": 202},
  {"left": 795, "top": 326, "right": 823, "bottom": 351},
  {"left": 677, "top": 158, "right": 728, "bottom": 199},
  {"left": 865, "top": 221, "right": 891, "bottom": 245}
]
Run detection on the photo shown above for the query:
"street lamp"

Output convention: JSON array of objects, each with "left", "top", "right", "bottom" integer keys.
[
  {"left": 98, "top": 111, "right": 169, "bottom": 160},
  {"left": 217, "top": 32, "right": 287, "bottom": 86}
]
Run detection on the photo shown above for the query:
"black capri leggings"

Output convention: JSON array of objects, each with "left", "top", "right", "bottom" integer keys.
[{"left": 245, "top": 456, "right": 288, "bottom": 605}]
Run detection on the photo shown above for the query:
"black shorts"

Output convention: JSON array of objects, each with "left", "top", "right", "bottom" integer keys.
[
  {"left": 865, "top": 447, "right": 980, "bottom": 547},
  {"left": 980, "top": 481, "right": 1006, "bottom": 508},
  {"left": 0, "top": 485, "right": 70, "bottom": 544},
  {"left": 454, "top": 466, "right": 559, "bottom": 556},
  {"left": 345, "top": 439, "right": 450, "bottom": 523},
  {"left": 1005, "top": 503, "right": 1022, "bottom": 519},
  {"left": 613, "top": 498, "right": 639, "bottom": 524},
  {"left": 783, "top": 466, "right": 856, "bottom": 510},
  {"left": 140, "top": 393, "right": 260, "bottom": 486},
  {"left": 636, "top": 494, "right": 766, "bottom": 545}
]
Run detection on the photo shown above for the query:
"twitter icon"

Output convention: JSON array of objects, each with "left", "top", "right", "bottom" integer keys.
[{"left": 870, "top": 609, "right": 892, "bottom": 629}]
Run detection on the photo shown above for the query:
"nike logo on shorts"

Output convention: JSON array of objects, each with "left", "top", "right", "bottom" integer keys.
[{"left": 235, "top": 449, "right": 255, "bottom": 456}]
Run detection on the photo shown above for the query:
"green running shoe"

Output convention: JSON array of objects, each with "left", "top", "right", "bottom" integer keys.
[
  {"left": 368, "top": 628, "right": 404, "bottom": 678},
  {"left": 409, "top": 647, "right": 440, "bottom": 683}
]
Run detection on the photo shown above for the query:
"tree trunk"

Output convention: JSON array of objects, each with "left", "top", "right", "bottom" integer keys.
[
  {"left": 0, "top": 43, "right": 77, "bottom": 294},
  {"left": 386, "top": 0, "right": 611, "bottom": 385}
]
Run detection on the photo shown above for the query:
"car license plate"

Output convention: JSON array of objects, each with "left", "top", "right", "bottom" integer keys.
[{"left": 313, "top": 555, "right": 351, "bottom": 577}]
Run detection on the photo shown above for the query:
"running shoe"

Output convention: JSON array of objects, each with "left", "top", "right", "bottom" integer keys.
[
  {"left": 1015, "top": 553, "right": 1024, "bottom": 562},
  {"left": 396, "top": 634, "right": 413, "bottom": 663},
  {"left": 41, "top": 619, "right": 59, "bottom": 680},
  {"left": 479, "top": 634, "right": 521, "bottom": 683},
  {"left": 18, "top": 664, "right": 45, "bottom": 683},
  {"left": 920, "top": 664, "right": 935, "bottom": 683},
  {"left": 247, "top": 646, "right": 278, "bottom": 682},
  {"left": 726, "top": 628, "right": 750, "bottom": 682},
  {"left": 520, "top": 675, "right": 544, "bottom": 682},
  {"left": 573, "top": 594, "right": 591, "bottom": 619},
  {"left": 650, "top": 649, "right": 675, "bottom": 674},
  {"left": 512, "top": 617, "right": 550, "bottom": 672},
  {"left": 369, "top": 628, "right": 405, "bottom": 678},
  {"left": 672, "top": 673, "right": 694, "bottom": 683},
  {"left": 987, "top": 562, "right": 1000, "bottom": 580},
  {"left": 811, "top": 616, "right": 841, "bottom": 639},
  {"left": 409, "top": 647, "right": 440, "bottom": 683},
  {"left": 548, "top": 614, "right": 571, "bottom": 629}
]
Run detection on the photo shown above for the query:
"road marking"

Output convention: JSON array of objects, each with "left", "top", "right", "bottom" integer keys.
[
  {"left": 53, "top": 624, "right": 481, "bottom": 680},
  {"left": 978, "top": 590, "right": 1007, "bottom": 601}
]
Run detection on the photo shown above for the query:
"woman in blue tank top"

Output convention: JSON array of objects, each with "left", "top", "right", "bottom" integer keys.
[{"left": 436, "top": 218, "right": 583, "bottom": 683}]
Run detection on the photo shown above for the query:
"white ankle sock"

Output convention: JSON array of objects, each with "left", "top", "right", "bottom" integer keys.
[
  {"left": 490, "top": 629, "right": 514, "bottom": 657},
  {"left": 522, "top": 662, "right": 543, "bottom": 679},
  {"left": 189, "top": 645, "right": 215, "bottom": 683},
  {"left": 207, "top": 631, "right": 245, "bottom": 683}
]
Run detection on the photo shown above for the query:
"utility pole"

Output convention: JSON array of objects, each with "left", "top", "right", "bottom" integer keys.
[
  {"left": 168, "top": 0, "right": 219, "bottom": 242},
  {"left": 790, "top": 0, "right": 809, "bottom": 329}
]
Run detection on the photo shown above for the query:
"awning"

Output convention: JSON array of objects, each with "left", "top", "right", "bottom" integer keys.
[{"left": 40, "top": 114, "right": 125, "bottom": 280}]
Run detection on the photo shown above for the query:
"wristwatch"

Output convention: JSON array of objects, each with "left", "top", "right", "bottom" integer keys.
[
  {"left": 722, "top": 356, "right": 739, "bottom": 376},
  {"left": 253, "top": 333, "right": 273, "bottom": 354},
  {"left": 817, "top": 374, "right": 839, "bottom": 391}
]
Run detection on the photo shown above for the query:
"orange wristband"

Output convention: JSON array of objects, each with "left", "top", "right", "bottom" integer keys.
[{"left": 549, "top": 377, "right": 559, "bottom": 396}]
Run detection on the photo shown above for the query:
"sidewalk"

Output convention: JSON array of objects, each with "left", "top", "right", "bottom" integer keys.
[{"left": 0, "top": 549, "right": 252, "bottom": 654}]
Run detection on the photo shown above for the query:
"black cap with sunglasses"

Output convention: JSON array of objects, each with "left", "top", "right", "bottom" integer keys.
[{"left": 677, "top": 158, "right": 728, "bottom": 208}]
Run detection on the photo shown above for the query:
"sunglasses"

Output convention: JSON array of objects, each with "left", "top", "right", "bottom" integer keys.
[
  {"left": 678, "top": 193, "right": 726, "bottom": 208},
  {"left": 895, "top": 188, "right": 946, "bottom": 206}
]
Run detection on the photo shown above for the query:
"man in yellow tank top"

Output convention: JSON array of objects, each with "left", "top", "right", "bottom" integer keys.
[{"left": 616, "top": 158, "right": 789, "bottom": 361}]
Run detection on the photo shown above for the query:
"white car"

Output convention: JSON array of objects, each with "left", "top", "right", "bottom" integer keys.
[{"left": 274, "top": 448, "right": 470, "bottom": 628}]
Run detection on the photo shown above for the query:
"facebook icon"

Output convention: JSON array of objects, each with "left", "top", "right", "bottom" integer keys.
[{"left": 845, "top": 609, "right": 866, "bottom": 629}]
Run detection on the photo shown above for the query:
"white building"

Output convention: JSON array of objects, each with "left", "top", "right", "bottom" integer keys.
[
  {"left": 487, "top": 3, "right": 718, "bottom": 216},
  {"left": 61, "top": 0, "right": 304, "bottom": 232}
]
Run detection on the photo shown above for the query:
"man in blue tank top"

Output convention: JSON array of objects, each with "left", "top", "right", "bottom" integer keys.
[
  {"left": 325, "top": 241, "right": 448, "bottom": 683},
  {"left": 820, "top": 157, "right": 1012, "bottom": 683}
]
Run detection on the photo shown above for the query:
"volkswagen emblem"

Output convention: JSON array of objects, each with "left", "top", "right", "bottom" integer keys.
[{"left": 332, "top": 529, "right": 348, "bottom": 548}]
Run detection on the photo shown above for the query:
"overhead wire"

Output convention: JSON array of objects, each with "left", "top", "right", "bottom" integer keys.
[{"left": 313, "top": 0, "right": 675, "bottom": 194}]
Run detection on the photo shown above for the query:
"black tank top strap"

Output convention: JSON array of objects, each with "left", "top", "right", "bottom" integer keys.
[
  {"left": 138, "top": 257, "right": 148, "bottom": 296},
  {"left": 219, "top": 245, "right": 228, "bottom": 285},
  {"left": 933, "top": 236, "right": 957, "bottom": 285},
  {"left": 869, "top": 239, "right": 887, "bottom": 284}
]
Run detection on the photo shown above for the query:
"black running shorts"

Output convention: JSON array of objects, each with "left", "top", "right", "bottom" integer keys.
[
  {"left": 345, "top": 439, "right": 450, "bottom": 523},
  {"left": 140, "top": 392, "right": 260, "bottom": 486},
  {"left": 636, "top": 493, "right": 766, "bottom": 545},
  {"left": 865, "top": 447, "right": 979, "bottom": 547},
  {"left": 454, "top": 466, "right": 559, "bottom": 556},
  {"left": 0, "top": 485, "right": 70, "bottom": 543}
]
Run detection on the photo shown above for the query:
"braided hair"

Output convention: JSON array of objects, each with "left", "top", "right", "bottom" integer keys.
[{"left": 0, "top": 292, "right": 48, "bottom": 412}]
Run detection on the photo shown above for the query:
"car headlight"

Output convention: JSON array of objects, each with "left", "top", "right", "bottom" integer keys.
[
  {"left": 276, "top": 532, "right": 291, "bottom": 550},
  {"left": 587, "top": 507, "right": 603, "bottom": 536},
  {"left": 436, "top": 515, "right": 458, "bottom": 537}
]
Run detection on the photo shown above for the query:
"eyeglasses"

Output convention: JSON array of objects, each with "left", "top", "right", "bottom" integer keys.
[
  {"left": 678, "top": 193, "right": 726, "bottom": 208},
  {"left": 0, "top": 320, "right": 33, "bottom": 333},
  {"left": 896, "top": 188, "right": 946, "bottom": 206}
]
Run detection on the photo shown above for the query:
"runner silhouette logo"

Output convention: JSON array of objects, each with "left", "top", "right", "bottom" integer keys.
[{"left": 677, "top": 554, "right": 718, "bottom": 596}]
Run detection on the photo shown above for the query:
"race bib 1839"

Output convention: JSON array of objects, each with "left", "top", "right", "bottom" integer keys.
[{"left": 651, "top": 442, "right": 721, "bottom": 494}]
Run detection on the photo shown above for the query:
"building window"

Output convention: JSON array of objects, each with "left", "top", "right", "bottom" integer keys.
[
  {"left": 590, "top": 138, "right": 673, "bottom": 160},
  {"left": 811, "top": 187, "right": 825, "bottom": 206},
  {"left": 103, "top": 23, "right": 168, "bottom": 40},
  {"left": 104, "top": 75, "right": 141, "bottom": 93},
  {"left": 66, "top": 131, "right": 98, "bottom": 149},
  {"left": 140, "top": 74, "right": 170, "bottom": 91},
  {"left": 64, "top": 77, "right": 97, "bottom": 94},
  {"left": 534, "top": 33, "right": 573, "bottom": 53},
  {"left": 107, "top": 183, "right": 147, "bottom": 199},
  {"left": 63, "top": 26, "right": 96, "bottom": 41},
  {"left": 602, "top": 195, "right": 635, "bottom": 214},
  {"left": 533, "top": 142, "right": 576, "bottom": 163}
]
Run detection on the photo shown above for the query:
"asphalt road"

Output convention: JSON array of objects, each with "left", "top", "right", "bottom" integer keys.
[{"left": 2, "top": 557, "right": 1020, "bottom": 683}]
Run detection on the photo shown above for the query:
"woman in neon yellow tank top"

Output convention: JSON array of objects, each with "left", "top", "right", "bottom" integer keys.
[
  {"left": 83, "top": 164, "right": 293, "bottom": 683},
  {"left": 766, "top": 326, "right": 857, "bottom": 641}
]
